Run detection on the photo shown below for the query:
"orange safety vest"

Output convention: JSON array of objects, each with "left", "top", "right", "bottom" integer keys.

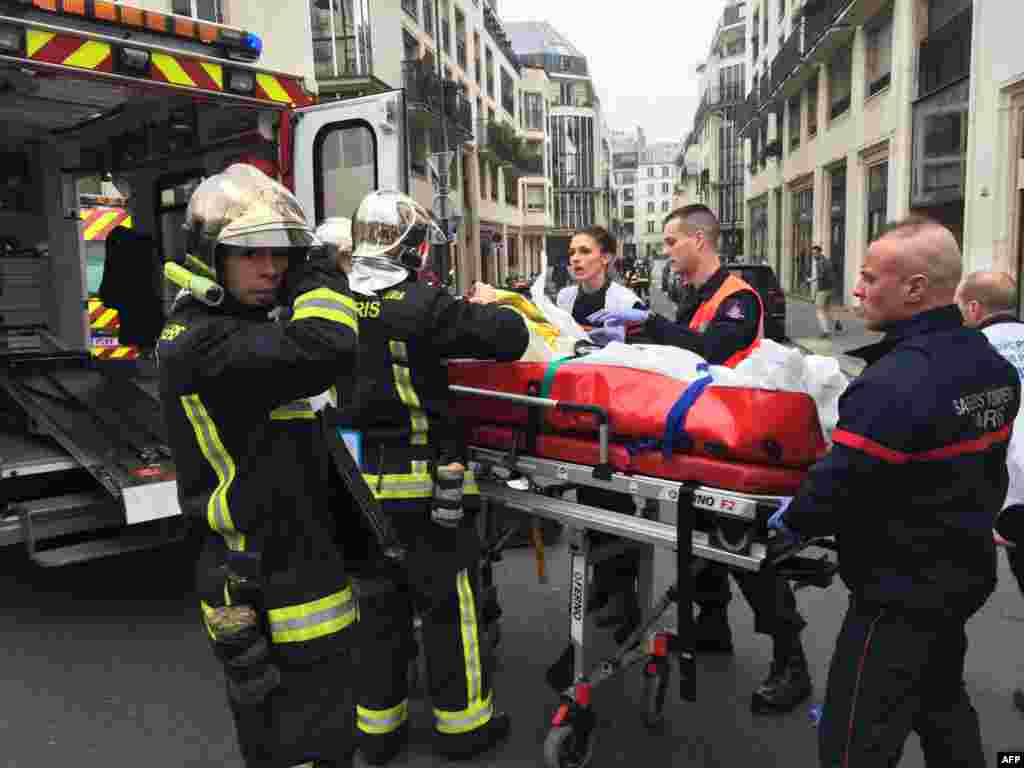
[{"left": 687, "top": 273, "right": 764, "bottom": 368}]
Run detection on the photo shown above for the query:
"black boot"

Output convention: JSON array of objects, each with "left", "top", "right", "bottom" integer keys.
[
  {"left": 357, "top": 724, "right": 408, "bottom": 767},
  {"left": 694, "top": 608, "right": 734, "bottom": 654},
  {"left": 434, "top": 712, "right": 511, "bottom": 761},
  {"left": 1014, "top": 688, "right": 1024, "bottom": 714},
  {"left": 750, "top": 641, "right": 812, "bottom": 715},
  {"left": 545, "top": 643, "right": 575, "bottom": 692}
]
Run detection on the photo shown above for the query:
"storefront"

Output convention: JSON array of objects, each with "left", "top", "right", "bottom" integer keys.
[
  {"left": 749, "top": 198, "right": 769, "bottom": 265},
  {"left": 828, "top": 165, "right": 847, "bottom": 302},
  {"left": 791, "top": 186, "right": 814, "bottom": 297}
]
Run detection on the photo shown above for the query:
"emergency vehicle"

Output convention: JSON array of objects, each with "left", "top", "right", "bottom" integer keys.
[{"left": 0, "top": 0, "right": 406, "bottom": 566}]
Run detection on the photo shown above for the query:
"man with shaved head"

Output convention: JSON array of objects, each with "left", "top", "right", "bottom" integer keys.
[
  {"left": 589, "top": 203, "right": 813, "bottom": 715},
  {"left": 957, "top": 269, "right": 1024, "bottom": 715},
  {"left": 770, "top": 217, "right": 1021, "bottom": 766}
]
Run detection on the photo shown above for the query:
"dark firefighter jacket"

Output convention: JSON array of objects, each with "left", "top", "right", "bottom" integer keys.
[
  {"left": 158, "top": 262, "right": 360, "bottom": 663},
  {"left": 333, "top": 278, "right": 529, "bottom": 593},
  {"left": 785, "top": 305, "right": 1021, "bottom": 619}
]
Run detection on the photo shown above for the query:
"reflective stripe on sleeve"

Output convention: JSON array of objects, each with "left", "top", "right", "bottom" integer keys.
[
  {"left": 292, "top": 287, "right": 359, "bottom": 333},
  {"left": 357, "top": 701, "right": 409, "bottom": 735},
  {"left": 267, "top": 585, "right": 358, "bottom": 643},
  {"left": 361, "top": 467, "right": 479, "bottom": 500},
  {"left": 270, "top": 398, "right": 316, "bottom": 420},
  {"left": 181, "top": 394, "right": 244, "bottom": 552},
  {"left": 389, "top": 340, "right": 430, "bottom": 447}
]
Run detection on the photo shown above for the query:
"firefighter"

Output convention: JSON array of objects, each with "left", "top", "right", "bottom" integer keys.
[
  {"left": 771, "top": 218, "right": 1021, "bottom": 766},
  {"left": 330, "top": 191, "right": 529, "bottom": 765},
  {"left": 157, "top": 164, "right": 360, "bottom": 768},
  {"left": 588, "top": 203, "right": 812, "bottom": 714}
]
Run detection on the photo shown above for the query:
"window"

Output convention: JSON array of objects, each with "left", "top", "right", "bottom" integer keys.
[
  {"left": 647, "top": 167, "right": 654, "bottom": 178},
  {"left": 661, "top": 182, "right": 670, "bottom": 194},
  {"left": 504, "top": 168, "right": 518, "bottom": 206},
  {"left": 455, "top": 9, "right": 466, "bottom": 69},
  {"left": 479, "top": 162, "right": 488, "bottom": 200},
  {"left": 807, "top": 75, "right": 819, "bottom": 137},
  {"left": 422, "top": 0, "right": 433, "bottom": 35},
  {"left": 647, "top": 201, "right": 655, "bottom": 213},
  {"left": 647, "top": 183, "right": 654, "bottom": 195},
  {"left": 311, "top": 0, "right": 360, "bottom": 79},
  {"left": 491, "top": 162, "right": 498, "bottom": 201},
  {"left": 662, "top": 166, "right": 671, "bottom": 178},
  {"left": 762, "top": 6, "right": 768, "bottom": 45},
  {"left": 865, "top": 8, "right": 893, "bottom": 97},
  {"left": 829, "top": 46, "right": 852, "bottom": 120},
  {"left": 501, "top": 68, "right": 515, "bottom": 116},
  {"left": 525, "top": 92, "right": 544, "bottom": 131},
  {"left": 792, "top": 187, "right": 814, "bottom": 296},
  {"left": 486, "top": 47, "right": 494, "bottom": 98},
  {"left": 401, "top": 0, "right": 418, "bottom": 21},
  {"left": 173, "top": 0, "right": 222, "bottom": 21},
  {"left": 867, "top": 161, "right": 888, "bottom": 242},
  {"left": 527, "top": 185, "right": 546, "bottom": 211},
  {"left": 661, "top": 200, "right": 670, "bottom": 212},
  {"left": 623, "top": 188, "right": 634, "bottom": 202},
  {"left": 474, "top": 31, "right": 481, "bottom": 83},
  {"left": 441, "top": 8, "right": 450, "bottom": 54},
  {"left": 789, "top": 96, "right": 801, "bottom": 150},
  {"left": 318, "top": 123, "right": 375, "bottom": 221},
  {"left": 647, "top": 220, "right": 656, "bottom": 234},
  {"left": 779, "top": 0, "right": 785, "bottom": 20}
]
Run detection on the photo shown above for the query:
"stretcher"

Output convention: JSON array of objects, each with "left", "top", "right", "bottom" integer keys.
[{"left": 451, "top": 366, "right": 838, "bottom": 768}]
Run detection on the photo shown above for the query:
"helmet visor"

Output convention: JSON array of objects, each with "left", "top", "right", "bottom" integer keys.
[{"left": 219, "top": 227, "right": 316, "bottom": 250}]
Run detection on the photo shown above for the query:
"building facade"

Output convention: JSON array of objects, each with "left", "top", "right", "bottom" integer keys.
[
  {"left": 610, "top": 128, "right": 641, "bottom": 262},
  {"left": 683, "top": 1, "right": 748, "bottom": 259},
  {"left": 637, "top": 142, "right": 684, "bottom": 260},
  {"left": 505, "top": 21, "right": 610, "bottom": 265}
]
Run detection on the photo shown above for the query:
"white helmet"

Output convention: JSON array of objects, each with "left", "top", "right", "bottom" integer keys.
[{"left": 351, "top": 190, "right": 446, "bottom": 269}]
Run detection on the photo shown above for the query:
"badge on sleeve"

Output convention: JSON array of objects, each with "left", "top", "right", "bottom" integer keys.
[{"left": 723, "top": 300, "right": 746, "bottom": 321}]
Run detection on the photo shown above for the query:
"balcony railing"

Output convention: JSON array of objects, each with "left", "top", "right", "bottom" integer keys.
[
  {"left": 770, "top": 17, "right": 804, "bottom": 92},
  {"left": 803, "top": 0, "right": 852, "bottom": 51},
  {"left": 919, "top": 7, "right": 972, "bottom": 98},
  {"left": 402, "top": 60, "right": 473, "bottom": 138}
]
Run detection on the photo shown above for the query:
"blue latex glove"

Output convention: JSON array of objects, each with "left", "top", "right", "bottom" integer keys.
[
  {"left": 586, "top": 308, "right": 650, "bottom": 326},
  {"left": 809, "top": 703, "right": 823, "bottom": 728},
  {"left": 767, "top": 497, "right": 800, "bottom": 546},
  {"left": 588, "top": 325, "right": 625, "bottom": 347}
]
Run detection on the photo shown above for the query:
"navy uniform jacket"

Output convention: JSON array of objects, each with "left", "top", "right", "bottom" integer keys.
[{"left": 785, "top": 305, "right": 1021, "bottom": 618}]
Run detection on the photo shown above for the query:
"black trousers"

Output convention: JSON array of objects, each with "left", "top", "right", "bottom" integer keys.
[
  {"left": 695, "top": 562, "right": 807, "bottom": 639},
  {"left": 818, "top": 600, "right": 985, "bottom": 768}
]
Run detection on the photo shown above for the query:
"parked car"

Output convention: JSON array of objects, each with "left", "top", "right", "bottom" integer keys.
[{"left": 728, "top": 264, "right": 787, "bottom": 342}]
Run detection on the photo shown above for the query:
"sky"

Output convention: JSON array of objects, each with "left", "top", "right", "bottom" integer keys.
[{"left": 501, "top": 0, "right": 724, "bottom": 145}]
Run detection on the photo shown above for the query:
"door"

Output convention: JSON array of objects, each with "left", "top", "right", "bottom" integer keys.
[
  {"left": 292, "top": 90, "right": 407, "bottom": 228},
  {"left": 830, "top": 167, "right": 846, "bottom": 302}
]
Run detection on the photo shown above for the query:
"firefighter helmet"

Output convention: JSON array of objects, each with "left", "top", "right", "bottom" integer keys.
[
  {"left": 351, "top": 190, "right": 445, "bottom": 269},
  {"left": 182, "top": 163, "right": 315, "bottom": 280}
]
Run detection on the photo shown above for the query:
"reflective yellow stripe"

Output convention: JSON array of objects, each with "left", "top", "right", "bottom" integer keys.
[
  {"left": 267, "top": 586, "right": 358, "bottom": 643},
  {"left": 200, "top": 61, "right": 224, "bottom": 90},
  {"left": 152, "top": 52, "right": 195, "bottom": 87},
  {"left": 458, "top": 569, "right": 483, "bottom": 704},
  {"left": 93, "top": 308, "right": 118, "bottom": 329},
  {"left": 83, "top": 210, "right": 120, "bottom": 241},
  {"left": 292, "top": 287, "right": 359, "bottom": 333},
  {"left": 357, "top": 701, "right": 409, "bottom": 735},
  {"left": 63, "top": 40, "right": 111, "bottom": 70},
  {"left": 434, "top": 694, "right": 493, "bottom": 735},
  {"left": 256, "top": 73, "right": 292, "bottom": 104},
  {"left": 270, "top": 398, "right": 316, "bottom": 420},
  {"left": 199, "top": 600, "right": 216, "bottom": 640},
  {"left": 181, "top": 394, "right": 244, "bottom": 552},
  {"left": 27, "top": 30, "right": 56, "bottom": 57},
  {"left": 389, "top": 341, "right": 430, "bottom": 447},
  {"left": 186, "top": 255, "right": 216, "bottom": 279},
  {"left": 361, "top": 468, "right": 480, "bottom": 500}
]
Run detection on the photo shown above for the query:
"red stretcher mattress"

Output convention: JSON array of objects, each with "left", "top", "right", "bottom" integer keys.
[
  {"left": 449, "top": 361, "right": 826, "bottom": 470},
  {"left": 467, "top": 425, "right": 807, "bottom": 495}
]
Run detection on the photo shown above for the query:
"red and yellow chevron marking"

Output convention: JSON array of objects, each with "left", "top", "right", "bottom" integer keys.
[
  {"left": 23, "top": 29, "right": 311, "bottom": 106},
  {"left": 91, "top": 345, "right": 140, "bottom": 360},
  {"left": 80, "top": 207, "right": 132, "bottom": 242},
  {"left": 87, "top": 298, "right": 120, "bottom": 332}
]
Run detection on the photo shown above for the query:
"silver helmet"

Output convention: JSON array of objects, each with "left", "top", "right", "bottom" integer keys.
[
  {"left": 351, "top": 190, "right": 446, "bottom": 269},
  {"left": 182, "top": 163, "right": 315, "bottom": 280}
]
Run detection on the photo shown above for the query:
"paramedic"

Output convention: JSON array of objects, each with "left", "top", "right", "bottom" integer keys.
[
  {"left": 331, "top": 191, "right": 528, "bottom": 765},
  {"left": 588, "top": 203, "right": 813, "bottom": 715},
  {"left": 772, "top": 218, "right": 1020, "bottom": 766},
  {"left": 157, "top": 165, "right": 360, "bottom": 768},
  {"left": 955, "top": 269, "right": 1024, "bottom": 714},
  {"left": 543, "top": 226, "right": 649, "bottom": 693}
]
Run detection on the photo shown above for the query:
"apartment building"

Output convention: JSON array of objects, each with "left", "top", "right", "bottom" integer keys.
[
  {"left": 637, "top": 142, "right": 684, "bottom": 261},
  {"left": 682, "top": 1, "right": 747, "bottom": 260},
  {"left": 505, "top": 21, "right": 610, "bottom": 265},
  {"left": 673, "top": 146, "right": 703, "bottom": 210},
  {"left": 610, "top": 129, "right": 641, "bottom": 263}
]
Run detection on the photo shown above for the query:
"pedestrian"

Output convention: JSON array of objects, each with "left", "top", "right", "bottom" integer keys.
[
  {"left": 332, "top": 191, "right": 528, "bottom": 765},
  {"left": 541, "top": 226, "right": 647, "bottom": 693},
  {"left": 588, "top": 203, "right": 812, "bottom": 714},
  {"left": 770, "top": 217, "right": 1021, "bottom": 766},
  {"left": 806, "top": 245, "right": 843, "bottom": 338},
  {"left": 157, "top": 165, "right": 361, "bottom": 768},
  {"left": 955, "top": 269, "right": 1024, "bottom": 714}
]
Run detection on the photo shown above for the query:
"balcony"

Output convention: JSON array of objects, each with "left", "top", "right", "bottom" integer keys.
[
  {"left": 402, "top": 60, "right": 473, "bottom": 140},
  {"left": 919, "top": 7, "right": 972, "bottom": 99},
  {"left": 310, "top": 1, "right": 382, "bottom": 96},
  {"left": 477, "top": 119, "right": 544, "bottom": 178},
  {"left": 483, "top": 3, "right": 520, "bottom": 73}
]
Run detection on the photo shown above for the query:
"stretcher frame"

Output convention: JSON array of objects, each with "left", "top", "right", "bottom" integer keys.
[{"left": 454, "top": 385, "right": 834, "bottom": 767}]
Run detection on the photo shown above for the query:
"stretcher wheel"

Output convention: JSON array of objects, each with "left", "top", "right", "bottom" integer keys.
[
  {"left": 642, "top": 660, "right": 671, "bottom": 730},
  {"left": 543, "top": 724, "right": 594, "bottom": 768}
]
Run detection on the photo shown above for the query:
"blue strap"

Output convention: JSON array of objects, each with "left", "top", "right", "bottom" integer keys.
[{"left": 662, "top": 364, "right": 712, "bottom": 459}]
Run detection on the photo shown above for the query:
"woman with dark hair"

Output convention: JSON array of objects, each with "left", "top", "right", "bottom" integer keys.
[{"left": 556, "top": 226, "right": 645, "bottom": 326}]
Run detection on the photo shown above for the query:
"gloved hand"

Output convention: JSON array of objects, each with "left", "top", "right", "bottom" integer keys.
[
  {"left": 586, "top": 308, "right": 650, "bottom": 326},
  {"left": 809, "top": 703, "right": 824, "bottom": 728},
  {"left": 768, "top": 497, "right": 800, "bottom": 546},
  {"left": 588, "top": 325, "right": 625, "bottom": 347}
]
